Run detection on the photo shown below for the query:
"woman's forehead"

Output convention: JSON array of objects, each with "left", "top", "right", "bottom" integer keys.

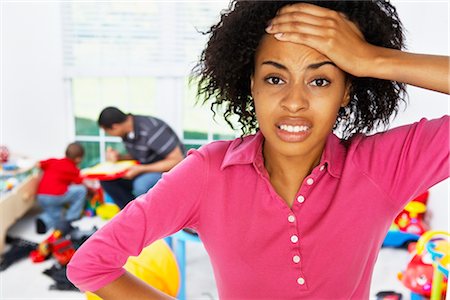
[{"left": 255, "top": 34, "right": 330, "bottom": 69}]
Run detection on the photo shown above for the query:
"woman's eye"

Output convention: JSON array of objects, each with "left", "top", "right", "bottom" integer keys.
[
  {"left": 310, "top": 78, "right": 330, "bottom": 87},
  {"left": 265, "top": 76, "right": 285, "bottom": 85}
]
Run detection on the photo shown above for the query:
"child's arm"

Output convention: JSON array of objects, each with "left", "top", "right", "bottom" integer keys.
[{"left": 266, "top": 3, "right": 449, "bottom": 94}]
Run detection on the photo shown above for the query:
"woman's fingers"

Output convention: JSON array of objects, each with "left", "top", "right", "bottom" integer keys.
[
  {"left": 265, "top": 3, "right": 371, "bottom": 77},
  {"left": 267, "top": 21, "right": 326, "bottom": 39},
  {"left": 276, "top": 2, "right": 336, "bottom": 18}
]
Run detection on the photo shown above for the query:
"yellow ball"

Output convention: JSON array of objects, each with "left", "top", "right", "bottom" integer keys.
[
  {"left": 95, "top": 203, "right": 120, "bottom": 220},
  {"left": 85, "top": 240, "right": 180, "bottom": 299}
]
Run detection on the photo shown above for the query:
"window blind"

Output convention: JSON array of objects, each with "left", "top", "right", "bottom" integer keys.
[{"left": 62, "top": 1, "right": 228, "bottom": 77}]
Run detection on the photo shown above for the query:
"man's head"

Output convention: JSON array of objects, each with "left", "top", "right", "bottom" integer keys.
[
  {"left": 66, "top": 142, "right": 84, "bottom": 164},
  {"left": 98, "top": 107, "right": 131, "bottom": 137}
]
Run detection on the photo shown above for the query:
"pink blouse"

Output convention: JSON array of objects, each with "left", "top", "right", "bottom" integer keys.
[{"left": 68, "top": 116, "right": 449, "bottom": 299}]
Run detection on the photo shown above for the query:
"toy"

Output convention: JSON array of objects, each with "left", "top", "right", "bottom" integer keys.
[
  {"left": 0, "top": 145, "right": 9, "bottom": 162},
  {"left": 29, "top": 230, "right": 76, "bottom": 265},
  {"left": 375, "top": 290, "right": 403, "bottom": 300},
  {"left": 84, "top": 188, "right": 104, "bottom": 216},
  {"left": 383, "top": 191, "right": 430, "bottom": 248},
  {"left": 81, "top": 160, "right": 138, "bottom": 181},
  {"left": 86, "top": 239, "right": 180, "bottom": 299},
  {"left": 4, "top": 177, "right": 19, "bottom": 191},
  {"left": 416, "top": 231, "right": 449, "bottom": 300},
  {"left": 398, "top": 231, "right": 448, "bottom": 300},
  {"left": 96, "top": 203, "right": 120, "bottom": 220}
]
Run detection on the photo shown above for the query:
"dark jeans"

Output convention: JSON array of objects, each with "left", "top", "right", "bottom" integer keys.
[{"left": 100, "top": 172, "right": 162, "bottom": 209}]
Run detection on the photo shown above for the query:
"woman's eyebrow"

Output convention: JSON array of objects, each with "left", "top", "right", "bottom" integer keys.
[
  {"left": 261, "top": 60, "right": 287, "bottom": 70},
  {"left": 307, "top": 61, "right": 337, "bottom": 70},
  {"left": 261, "top": 60, "right": 337, "bottom": 71}
]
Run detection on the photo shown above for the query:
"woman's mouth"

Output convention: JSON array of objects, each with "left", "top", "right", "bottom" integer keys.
[{"left": 276, "top": 122, "right": 312, "bottom": 142}]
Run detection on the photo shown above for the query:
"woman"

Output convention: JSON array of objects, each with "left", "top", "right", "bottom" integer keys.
[{"left": 67, "top": 1, "right": 449, "bottom": 299}]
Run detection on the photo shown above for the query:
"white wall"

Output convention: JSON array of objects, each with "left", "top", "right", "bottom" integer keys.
[
  {"left": 391, "top": 1, "right": 449, "bottom": 231},
  {"left": 1, "top": 3, "right": 69, "bottom": 160}
]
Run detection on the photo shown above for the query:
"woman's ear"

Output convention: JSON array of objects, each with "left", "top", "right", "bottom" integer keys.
[
  {"left": 341, "top": 81, "right": 352, "bottom": 107},
  {"left": 250, "top": 75, "right": 255, "bottom": 97}
]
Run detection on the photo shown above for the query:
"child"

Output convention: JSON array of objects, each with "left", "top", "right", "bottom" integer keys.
[
  {"left": 67, "top": 1, "right": 449, "bottom": 299},
  {"left": 36, "top": 142, "right": 87, "bottom": 234}
]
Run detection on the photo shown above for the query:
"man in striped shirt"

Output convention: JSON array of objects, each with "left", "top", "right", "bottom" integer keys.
[{"left": 97, "top": 107, "right": 185, "bottom": 209}]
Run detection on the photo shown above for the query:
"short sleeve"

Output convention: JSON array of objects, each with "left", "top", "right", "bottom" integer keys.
[
  {"left": 354, "top": 116, "right": 449, "bottom": 211},
  {"left": 39, "top": 158, "right": 54, "bottom": 170},
  {"left": 67, "top": 149, "right": 208, "bottom": 292}
]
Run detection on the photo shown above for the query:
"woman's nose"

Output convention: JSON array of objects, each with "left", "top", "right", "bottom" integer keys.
[{"left": 281, "top": 86, "right": 309, "bottom": 113}]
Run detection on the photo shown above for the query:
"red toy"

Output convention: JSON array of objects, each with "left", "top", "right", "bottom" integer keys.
[
  {"left": 393, "top": 191, "right": 429, "bottom": 236},
  {"left": 29, "top": 230, "right": 75, "bottom": 265},
  {"left": 398, "top": 232, "right": 448, "bottom": 298},
  {"left": 0, "top": 145, "right": 9, "bottom": 162}
]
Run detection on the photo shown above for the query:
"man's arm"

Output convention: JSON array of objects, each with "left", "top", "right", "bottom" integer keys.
[{"left": 123, "top": 146, "right": 184, "bottom": 179}]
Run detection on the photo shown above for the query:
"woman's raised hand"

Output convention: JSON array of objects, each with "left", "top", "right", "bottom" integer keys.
[{"left": 266, "top": 3, "right": 375, "bottom": 77}]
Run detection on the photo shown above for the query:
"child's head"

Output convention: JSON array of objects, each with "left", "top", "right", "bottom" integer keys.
[
  {"left": 194, "top": 0, "right": 407, "bottom": 140},
  {"left": 66, "top": 142, "right": 85, "bottom": 164}
]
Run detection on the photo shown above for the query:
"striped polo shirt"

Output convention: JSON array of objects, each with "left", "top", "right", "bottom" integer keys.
[{"left": 123, "top": 115, "right": 185, "bottom": 164}]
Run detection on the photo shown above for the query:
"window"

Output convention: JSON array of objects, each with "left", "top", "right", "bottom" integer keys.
[{"left": 62, "top": 2, "right": 236, "bottom": 168}]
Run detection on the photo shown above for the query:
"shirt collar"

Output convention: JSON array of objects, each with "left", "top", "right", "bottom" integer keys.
[{"left": 221, "top": 131, "right": 346, "bottom": 178}]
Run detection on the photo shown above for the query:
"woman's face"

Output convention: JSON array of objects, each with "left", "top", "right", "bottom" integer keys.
[{"left": 251, "top": 34, "right": 350, "bottom": 160}]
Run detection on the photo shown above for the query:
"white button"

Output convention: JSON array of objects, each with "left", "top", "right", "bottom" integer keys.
[
  {"left": 320, "top": 165, "right": 325, "bottom": 171},
  {"left": 293, "top": 255, "right": 301, "bottom": 263},
  {"left": 291, "top": 235, "right": 299, "bottom": 243},
  {"left": 297, "top": 195, "right": 305, "bottom": 203},
  {"left": 306, "top": 178, "right": 314, "bottom": 185},
  {"left": 288, "top": 215, "right": 295, "bottom": 223},
  {"left": 297, "top": 277, "right": 305, "bottom": 285}
]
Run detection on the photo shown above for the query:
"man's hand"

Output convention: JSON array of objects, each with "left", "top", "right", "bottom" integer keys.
[
  {"left": 123, "top": 165, "right": 145, "bottom": 180},
  {"left": 106, "top": 147, "right": 120, "bottom": 162}
]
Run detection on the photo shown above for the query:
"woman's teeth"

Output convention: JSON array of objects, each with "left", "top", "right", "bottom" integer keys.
[{"left": 279, "top": 125, "right": 309, "bottom": 133}]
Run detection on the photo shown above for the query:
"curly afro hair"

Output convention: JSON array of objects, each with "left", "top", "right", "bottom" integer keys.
[{"left": 193, "top": 0, "right": 407, "bottom": 140}]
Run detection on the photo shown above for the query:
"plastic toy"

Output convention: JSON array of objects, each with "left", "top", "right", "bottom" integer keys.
[
  {"left": 81, "top": 160, "right": 138, "bottom": 181},
  {"left": 96, "top": 203, "right": 120, "bottom": 220},
  {"left": 398, "top": 231, "right": 448, "bottom": 300},
  {"left": 4, "top": 177, "right": 19, "bottom": 191},
  {"left": 383, "top": 191, "right": 430, "bottom": 248},
  {"left": 86, "top": 239, "right": 180, "bottom": 299},
  {"left": 165, "top": 229, "right": 202, "bottom": 300},
  {"left": 0, "top": 145, "right": 9, "bottom": 162},
  {"left": 375, "top": 290, "right": 403, "bottom": 300},
  {"left": 84, "top": 188, "right": 104, "bottom": 217},
  {"left": 29, "top": 230, "right": 76, "bottom": 265}
]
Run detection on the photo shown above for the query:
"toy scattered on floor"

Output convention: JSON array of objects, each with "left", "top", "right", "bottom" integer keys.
[
  {"left": 383, "top": 191, "right": 430, "bottom": 248},
  {"left": 29, "top": 224, "right": 98, "bottom": 266},
  {"left": 95, "top": 203, "right": 120, "bottom": 220},
  {"left": 0, "top": 145, "right": 9, "bottom": 162},
  {"left": 86, "top": 239, "right": 180, "bottom": 299},
  {"left": 0, "top": 236, "right": 38, "bottom": 271},
  {"left": 375, "top": 290, "right": 403, "bottom": 300},
  {"left": 29, "top": 230, "right": 75, "bottom": 265},
  {"left": 43, "top": 264, "right": 78, "bottom": 291},
  {"left": 4, "top": 177, "right": 19, "bottom": 191},
  {"left": 84, "top": 188, "right": 104, "bottom": 216},
  {"left": 398, "top": 230, "right": 448, "bottom": 300}
]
